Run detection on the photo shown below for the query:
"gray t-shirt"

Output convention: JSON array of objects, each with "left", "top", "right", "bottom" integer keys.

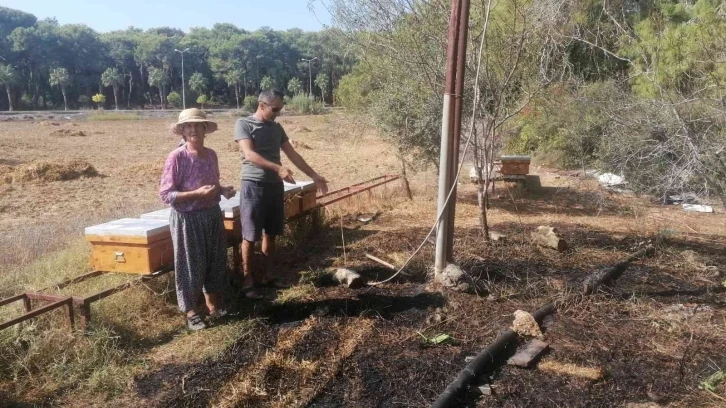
[{"left": 234, "top": 116, "right": 289, "bottom": 183}]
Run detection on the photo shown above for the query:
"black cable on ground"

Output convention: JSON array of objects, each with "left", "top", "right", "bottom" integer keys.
[{"left": 431, "top": 303, "right": 556, "bottom": 408}]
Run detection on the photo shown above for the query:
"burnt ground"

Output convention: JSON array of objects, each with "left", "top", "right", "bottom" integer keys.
[
  {"left": 3, "top": 163, "right": 723, "bottom": 407},
  {"left": 126, "top": 203, "right": 726, "bottom": 408}
]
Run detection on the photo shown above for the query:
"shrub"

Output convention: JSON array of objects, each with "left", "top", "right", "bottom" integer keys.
[
  {"left": 243, "top": 95, "right": 258, "bottom": 112},
  {"left": 91, "top": 94, "right": 106, "bottom": 108},
  {"left": 166, "top": 91, "right": 182, "bottom": 108},
  {"left": 287, "top": 94, "right": 324, "bottom": 115}
]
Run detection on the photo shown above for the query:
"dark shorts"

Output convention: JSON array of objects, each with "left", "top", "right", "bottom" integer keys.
[{"left": 240, "top": 180, "right": 284, "bottom": 242}]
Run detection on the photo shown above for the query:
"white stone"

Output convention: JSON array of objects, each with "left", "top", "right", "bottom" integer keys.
[
  {"left": 682, "top": 204, "right": 713, "bottom": 213},
  {"left": 598, "top": 173, "right": 626, "bottom": 187}
]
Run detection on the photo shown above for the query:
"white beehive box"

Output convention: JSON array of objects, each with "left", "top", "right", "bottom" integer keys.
[{"left": 84, "top": 218, "right": 172, "bottom": 274}]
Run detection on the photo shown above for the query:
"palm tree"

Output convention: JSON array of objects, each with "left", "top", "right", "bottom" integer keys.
[
  {"left": 315, "top": 73, "right": 329, "bottom": 104},
  {"left": 287, "top": 77, "right": 302, "bottom": 95},
  {"left": 260, "top": 76, "right": 275, "bottom": 91},
  {"left": 148, "top": 67, "right": 168, "bottom": 109},
  {"left": 0, "top": 64, "right": 16, "bottom": 111},
  {"left": 188, "top": 72, "right": 207, "bottom": 99},
  {"left": 101, "top": 68, "right": 125, "bottom": 110},
  {"left": 224, "top": 69, "right": 244, "bottom": 109},
  {"left": 49, "top": 68, "right": 71, "bottom": 111}
]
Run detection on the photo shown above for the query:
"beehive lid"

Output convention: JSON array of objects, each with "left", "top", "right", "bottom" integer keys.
[
  {"left": 85, "top": 218, "right": 170, "bottom": 242},
  {"left": 296, "top": 180, "right": 317, "bottom": 193},
  {"left": 500, "top": 155, "right": 531, "bottom": 162},
  {"left": 140, "top": 208, "right": 172, "bottom": 220},
  {"left": 284, "top": 182, "right": 303, "bottom": 196},
  {"left": 219, "top": 198, "right": 240, "bottom": 218}
]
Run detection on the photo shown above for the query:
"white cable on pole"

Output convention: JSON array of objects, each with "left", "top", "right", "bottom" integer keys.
[{"left": 368, "top": 15, "right": 489, "bottom": 286}]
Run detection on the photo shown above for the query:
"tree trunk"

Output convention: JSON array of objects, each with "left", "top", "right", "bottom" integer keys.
[
  {"left": 477, "top": 174, "right": 489, "bottom": 241},
  {"left": 61, "top": 86, "right": 67, "bottom": 111},
  {"left": 139, "top": 65, "right": 145, "bottom": 107},
  {"left": 397, "top": 148, "right": 413, "bottom": 200},
  {"left": 128, "top": 73, "right": 133, "bottom": 109},
  {"left": 234, "top": 85, "right": 240, "bottom": 109},
  {"left": 113, "top": 86, "right": 119, "bottom": 110},
  {"left": 159, "top": 87, "right": 165, "bottom": 110},
  {"left": 5, "top": 85, "right": 13, "bottom": 111},
  {"left": 321, "top": 89, "right": 324, "bottom": 104},
  {"left": 31, "top": 69, "right": 39, "bottom": 109}
]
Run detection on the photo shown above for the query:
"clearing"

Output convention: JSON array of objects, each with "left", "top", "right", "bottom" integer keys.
[{"left": 0, "top": 111, "right": 724, "bottom": 407}]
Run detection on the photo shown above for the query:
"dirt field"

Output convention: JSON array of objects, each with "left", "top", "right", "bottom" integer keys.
[{"left": 1, "top": 112, "right": 724, "bottom": 407}]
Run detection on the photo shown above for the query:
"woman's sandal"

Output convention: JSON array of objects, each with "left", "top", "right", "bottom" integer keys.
[{"left": 186, "top": 313, "right": 208, "bottom": 331}]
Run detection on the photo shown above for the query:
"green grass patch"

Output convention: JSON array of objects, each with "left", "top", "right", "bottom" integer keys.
[{"left": 86, "top": 112, "right": 143, "bottom": 121}]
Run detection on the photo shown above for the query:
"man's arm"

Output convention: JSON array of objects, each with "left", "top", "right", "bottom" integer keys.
[
  {"left": 238, "top": 139, "right": 295, "bottom": 183},
  {"left": 281, "top": 141, "right": 328, "bottom": 194}
]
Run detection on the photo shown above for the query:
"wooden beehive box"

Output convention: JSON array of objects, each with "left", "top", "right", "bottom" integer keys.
[
  {"left": 500, "top": 155, "right": 531, "bottom": 175},
  {"left": 298, "top": 181, "right": 318, "bottom": 212},
  {"left": 140, "top": 207, "right": 171, "bottom": 221},
  {"left": 85, "top": 218, "right": 172, "bottom": 274},
  {"left": 284, "top": 183, "right": 302, "bottom": 218},
  {"left": 219, "top": 194, "right": 241, "bottom": 241}
]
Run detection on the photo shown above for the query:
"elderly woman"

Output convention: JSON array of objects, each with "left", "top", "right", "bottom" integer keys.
[{"left": 160, "top": 108, "right": 235, "bottom": 330}]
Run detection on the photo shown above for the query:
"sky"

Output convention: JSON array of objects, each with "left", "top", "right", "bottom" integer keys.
[{"left": 3, "top": 0, "right": 332, "bottom": 32}]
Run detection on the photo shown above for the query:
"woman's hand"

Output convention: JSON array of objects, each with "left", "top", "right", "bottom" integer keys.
[
  {"left": 196, "top": 185, "right": 219, "bottom": 198},
  {"left": 221, "top": 186, "right": 236, "bottom": 199}
]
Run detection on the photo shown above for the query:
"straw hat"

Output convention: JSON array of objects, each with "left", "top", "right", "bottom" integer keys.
[{"left": 172, "top": 108, "right": 218, "bottom": 135}]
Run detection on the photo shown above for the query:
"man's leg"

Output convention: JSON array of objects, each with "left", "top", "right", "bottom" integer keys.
[
  {"left": 261, "top": 234, "right": 276, "bottom": 283},
  {"left": 241, "top": 239, "right": 256, "bottom": 288},
  {"left": 261, "top": 182, "right": 287, "bottom": 287}
]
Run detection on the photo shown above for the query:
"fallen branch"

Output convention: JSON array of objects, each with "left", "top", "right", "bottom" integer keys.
[
  {"left": 431, "top": 303, "right": 556, "bottom": 408},
  {"left": 365, "top": 253, "right": 397, "bottom": 270},
  {"left": 582, "top": 246, "right": 655, "bottom": 295}
]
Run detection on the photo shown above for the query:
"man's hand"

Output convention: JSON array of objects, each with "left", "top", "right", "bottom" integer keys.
[
  {"left": 313, "top": 175, "right": 328, "bottom": 195},
  {"left": 221, "top": 186, "right": 236, "bottom": 199},
  {"left": 196, "top": 185, "right": 219, "bottom": 198},
  {"left": 278, "top": 166, "right": 296, "bottom": 183}
]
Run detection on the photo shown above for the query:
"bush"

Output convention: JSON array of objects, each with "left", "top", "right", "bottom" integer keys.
[
  {"left": 506, "top": 82, "right": 616, "bottom": 170},
  {"left": 243, "top": 96, "right": 258, "bottom": 112},
  {"left": 335, "top": 65, "right": 373, "bottom": 110},
  {"left": 91, "top": 94, "right": 106, "bottom": 109},
  {"left": 196, "top": 94, "right": 208, "bottom": 108},
  {"left": 167, "top": 91, "right": 182, "bottom": 108},
  {"left": 78, "top": 95, "right": 91, "bottom": 109},
  {"left": 20, "top": 94, "right": 33, "bottom": 109},
  {"left": 287, "top": 94, "right": 324, "bottom": 115}
]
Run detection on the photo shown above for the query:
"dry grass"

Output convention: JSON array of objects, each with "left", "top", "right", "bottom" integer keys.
[
  {"left": 538, "top": 360, "right": 605, "bottom": 380},
  {"left": 2, "top": 112, "right": 725, "bottom": 406},
  {"left": 274, "top": 284, "right": 317, "bottom": 304},
  {"left": 3, "top": 160, "right": 98, "bottom": 184}
]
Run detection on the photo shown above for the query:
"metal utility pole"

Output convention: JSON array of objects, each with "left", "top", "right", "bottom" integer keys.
[
  {"left": 301, "top": 57, "right": 318, "bottom": 97},
  {"left": 174, "top": 48, "right": 190, "bottom": 109},
  {"left": 446, "top": 0, "right": 471, "bottom": 260},
  {"left": 434, "top": 0, "right": 471, "bottom": 277}
]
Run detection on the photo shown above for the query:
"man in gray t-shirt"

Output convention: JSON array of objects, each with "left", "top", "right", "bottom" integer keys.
[{"left": 234, "top": 89, "right": 328, "bottom": 298}]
